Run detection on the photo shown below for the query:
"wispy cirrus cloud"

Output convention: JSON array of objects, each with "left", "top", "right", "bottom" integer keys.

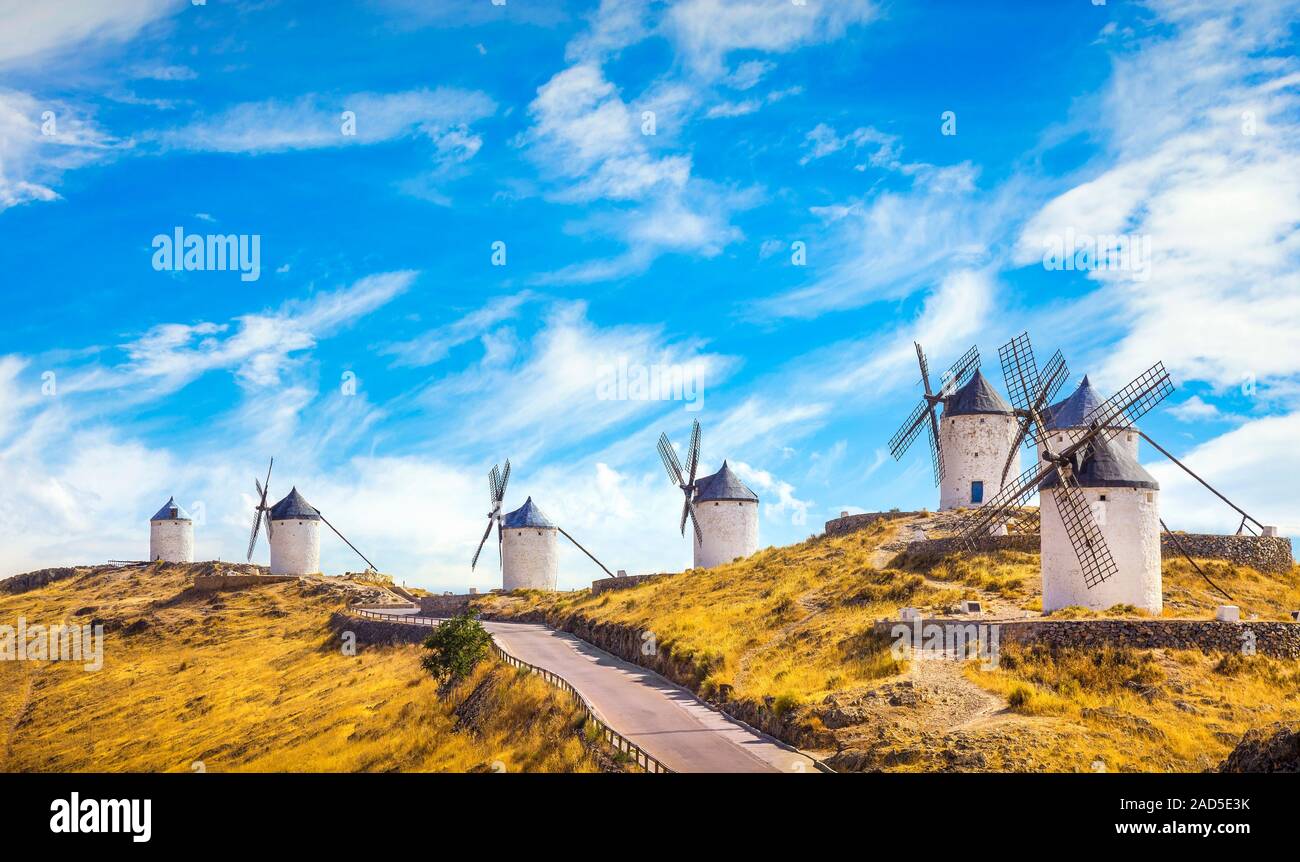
[{"left": 157, "top": 88, "right": 495, "bottom": 157}]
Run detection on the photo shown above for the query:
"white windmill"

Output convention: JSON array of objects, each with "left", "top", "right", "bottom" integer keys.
[
  {"left": 889, "top": 343, "right": 1024, "bottom": 510},
  {"left": 149, "top": 497, "right": 194, "bottom": 563},
  {"left": 471, "top": 460, "right": 614, "bottom": 591},
  {"left": 955, "top": 343, "right": 1175, "bottom": 613},
  {"left": 657, "top": 420, "right": 760, "bottom": 570},
  {"left": 966, "top": 331, "right": 1277, "bottom": 613},
  {"left": 246, "top": 458, "right": 379, "bottom": 576}
]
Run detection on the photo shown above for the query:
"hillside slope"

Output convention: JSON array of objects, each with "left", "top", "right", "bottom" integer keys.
[
  {"left": 0, "top": 565, "right": 603, "bottom": 773},
  {"left": 476, "top": 515, "right": 1300, "bottom": 772}
]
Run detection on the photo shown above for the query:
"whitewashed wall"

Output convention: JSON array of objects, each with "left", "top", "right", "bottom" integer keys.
[
  {"left": 1041, "top": 485, "right": 1162, "bottom": 613},
  {"left": 693, "top": 500, "right": 759, "bottom": 569},
  {"left": 501, "top": 527, "right": 559, "bottom": 591},
  {"left": 149, "top": 520, "right": 194, "bottom": 563},
  {"left": 939, "top": 414, "right": 1021, "bottom": 510},
  {"left": 270, "top": 519, "right": 321, "bottom": 576}
]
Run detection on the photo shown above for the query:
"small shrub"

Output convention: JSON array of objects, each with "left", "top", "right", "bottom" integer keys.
[
  {"left": 772, "top": 693, "right": 801, "bottom": 717},
  {"left": 421, "top": 610, "right": 492, "bottom": 686},
  {"left": 1008, "top": 684, "right": 1034, "bottom": 709}
]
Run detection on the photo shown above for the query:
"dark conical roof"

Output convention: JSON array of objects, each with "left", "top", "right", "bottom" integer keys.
[
  {"left": 1039, "top": 435, "right": 1159, "bottom": 491},
  {"left": 150, "top": 496, "right": 192, "bottom": 521},
  {"left": 269, "top": 487, "right": 320, "bottom": 521},
  {"left": 1044, "top": 375, "right": 1110, "bottom": 429},
  {"left": 942, "top": 369, "right": 1013, "bottom": 417},
  {"left": 693, "top": 461, "right": 759, "bottom": 502},
  {"left": 502, "top": 496, "right": 555, "bottom": 529}
]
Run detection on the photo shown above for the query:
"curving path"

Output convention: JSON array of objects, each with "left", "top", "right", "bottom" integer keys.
[{"left": 363, "top": 608, "right": 817, "bottom": 774}]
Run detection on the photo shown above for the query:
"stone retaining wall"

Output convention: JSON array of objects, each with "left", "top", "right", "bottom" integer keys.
[
  {"left": 874, "top": 617, "right": 1300, "bottom": 659},
  {"left": 329, "top": 612, "right": 430, "bottom": 647},
  {"left": 824, "top": 511, "right": 922, "bottom": 538},
  {"left": 900, "top": 534, "right": 1038, "bottom": 560},
  {"left": 192, "top": 574, "right": 298, "bottom": 591},
  {"left": 0, "top": 566, "right": 84, "bottom": 594},
  {"left": 1160, "top": 534, "right": 1293, "bottom": 574},
  {"left": 892, "top": 532, "right": 1292, "bottom": 573},
  {"left": 417, "top": 594, "right": 472, "bottom": 616},
  {"left": 590, "top": 574, "right": 663, "bottom": 596}
]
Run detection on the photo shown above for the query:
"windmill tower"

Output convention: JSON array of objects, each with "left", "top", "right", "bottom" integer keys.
[
  {"left": 937, "top": 370, "right": 1019, "bottom": 510},
  {"left": 500, "top": 498, "right": 559, "bottom": 591},
  {"left": 657, "top": 421, "right": 760, "bottom": 569},
  {"left": 955, "top": 348, "right": 1174, "bottom": 614},
  {"left": 889, "top": 343, "right": 1021, "bottom": 510},
  {"left": 149, "top": 497, "right": 194, "bottom": 563},
  {"left": 1043, "top": 374, "right": 1142, "bottom": 462},
  {"left": 246, "top": 458, "right": 380, "bottom": 577},
  {"left": 1039, "top": 436, "right": 1161, "bottom": 612},
  {"left": 471, "top": 460, "right": 613, "bottom": 591},
  {"left": 268, "top": 487, "right": 322, "bottom": 576}
]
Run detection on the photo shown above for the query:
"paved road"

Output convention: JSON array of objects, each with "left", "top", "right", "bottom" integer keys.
[{"left": 367, "top": 608, "right": 816, "bottom": 773}]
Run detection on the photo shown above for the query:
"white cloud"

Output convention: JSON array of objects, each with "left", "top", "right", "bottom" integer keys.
[
  {"left": 0, "top": 89, "right": 126, "bottom": 211},
  {"left": 159, "top": 88, "right": 495, "bottom": 156},
  {"left": 381, "top": 292, "right": 534, "bottom": 368},
  {"left": 0, "top": 0, "right": 178, "bottom": 69},
  {"left": 753, "top": 172, "right": 996, "bottom": 319},
  {"left": 1015, "top": 0, "right": 1300, "bottom": 395},
  {"left": 1167, "top": 395, "right": 1222, "bottom": 422},
  {"left": 1146, "top": 412, "right": 1300, "bottom": 539},
  {"left": 415, "top": 301, "right": 736, "bottom": 457},
  {"left": 665, "top": 0, "right": 878, "bottom": 79}
]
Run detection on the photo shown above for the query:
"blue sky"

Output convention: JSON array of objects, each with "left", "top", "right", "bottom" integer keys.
[{"left": 1, "top": 0, "right": 1297, "bottom": 589}]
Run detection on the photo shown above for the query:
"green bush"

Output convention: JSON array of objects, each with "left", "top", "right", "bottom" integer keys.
[{"left": 420, "top": 610, "right": 492, "bottom": 685}]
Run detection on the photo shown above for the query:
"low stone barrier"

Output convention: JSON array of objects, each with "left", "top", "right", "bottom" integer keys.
[
  {"left": 1160, "top": 533, "right": 1293, "bottom": 574},
  {"left": 329, "top": 611, "right": 430, "bottom": 646},
  {"left": 900, "top": 534, "right": 1038, "bottom": 561},
  {"left": 0, "top": 566, "right": 84, "bottom": 594},
  {"left": 591, "top": 574, "right": 663, "bottom": 596},
  {"left": 874, "top": 617, "right": 1300, "bottom": 659},
  {"left": 891, "top": 532, "right": 1292, "bottom": 573},
  {"left": 192, "top": 574, "right": 298, "bottom": 591},
  {"left": 824, "top": 511, "right": 923, "bottom": 538},
  {"left": 417, "top": 594, "right": 473, "bottom": 616}
]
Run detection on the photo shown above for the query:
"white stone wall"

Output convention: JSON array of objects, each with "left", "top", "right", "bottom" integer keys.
[
  {"left": 269, "top": 519, "right": 321, "bottom": 576},
  {"left": 1041, "top": 485, "right": 1162, "bottom": 613},
  {"left": 149, "top": 520, "right": 194, "bottom": 563},
  {"left": 693, "top": 500, "right": 759, "bottom": 569},
  {"left": 1040, "top": 427, "right": 1141, "bottom": 463},
  {"left": 939, "top": 413, "right": 1021, "bottom": 510},
  {"left": 501, "top": 527, "right": 558, "bottom": 591}
]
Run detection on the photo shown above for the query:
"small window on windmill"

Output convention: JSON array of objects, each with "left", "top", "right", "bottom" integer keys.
[
  {"left": 1098, "top": 494, "right": 1107, "bottom": 502},
  {"left": 1146, "top": 493, "right": 1154, "bottom": 503},
  {"left": 1128, "top": 433, "right": 1135, "bottom": 443},
  {"left": 714, "top": 502, "right": 719, "bottom": 506}
]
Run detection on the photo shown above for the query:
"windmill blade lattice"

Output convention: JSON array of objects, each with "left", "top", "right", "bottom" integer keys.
[
  {"left": 246, "top": 458, "right": 274, "bottom": 562},
  {"left": 658, "top": 421, "right": 705, "bottom": 546},
  {"left": 472, "top": 459, "right": 510, "bottom": 571},
  {"left": 887, "top": 342, "right": 979, "bottom": 487}
]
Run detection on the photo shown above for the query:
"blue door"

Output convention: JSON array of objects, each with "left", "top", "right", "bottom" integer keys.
[{"left": 971, "top": 481, "right": 984, "bottom": 504}]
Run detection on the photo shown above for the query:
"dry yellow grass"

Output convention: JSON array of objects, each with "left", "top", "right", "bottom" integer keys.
[
  {"left": 479, "top": 520, "right": 948, "bottom": 707},
  {"left": 966, "top": 644, "right": 1300, "bottom": 771},
  {"left": 0, "top": 565, "right": 600, "bottom": 773},
  {"left": 478, "top": 516, "right": 1300, "bottom": 772}
]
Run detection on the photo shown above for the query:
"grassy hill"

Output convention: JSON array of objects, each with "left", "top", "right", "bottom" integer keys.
[
  {"left": 0, "top": 565, "right": 603, "bottom": 773},
  {"left": 475, "top": 514, "right": 1300, "bottom": 772}
]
